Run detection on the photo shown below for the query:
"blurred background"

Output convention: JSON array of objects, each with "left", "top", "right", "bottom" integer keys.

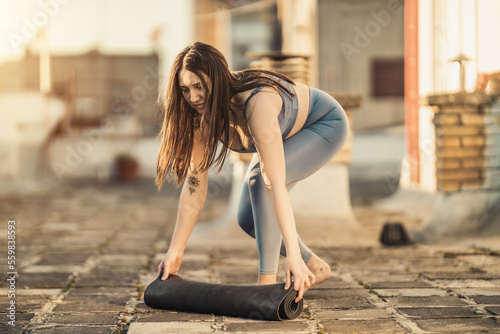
[
  {"left": 1, "top": 0, "right": 500, "bottom": 240},
  {"left": 0, "top": 0, "right": 406, "bottom": 187}
]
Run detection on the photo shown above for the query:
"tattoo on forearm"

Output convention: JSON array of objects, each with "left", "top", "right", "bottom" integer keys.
[
  {"left": 188, "top": 174, "right": 200, "bottom": 195},
  {"left": 188, "top": 176, "right": 200, "bottom": 187}
]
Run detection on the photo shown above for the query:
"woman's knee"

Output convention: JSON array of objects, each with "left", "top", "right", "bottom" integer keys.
[{"left": 247, "top": 170, "right": 267, "bottom": 195}]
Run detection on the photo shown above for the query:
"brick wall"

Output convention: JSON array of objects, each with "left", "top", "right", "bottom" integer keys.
[{"left": 429, "top": 93, "right": 500, "bottom": 192}]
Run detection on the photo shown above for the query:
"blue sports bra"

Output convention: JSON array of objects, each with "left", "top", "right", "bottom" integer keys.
[{"left": 231, "top": 77, "right": 298, "bottom": 153}]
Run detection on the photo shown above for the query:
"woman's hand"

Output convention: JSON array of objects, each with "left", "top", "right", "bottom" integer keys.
[
  {"left": 285, "top": 255, "right": 316, "bottom": 303},
  {"left": 157, "top": 250, "right": 183, "bottom": 280}
]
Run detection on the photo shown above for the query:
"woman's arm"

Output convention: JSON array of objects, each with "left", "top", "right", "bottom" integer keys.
[
  {"left": 158, "top": 127, "right": 209, "bottom": 280},
  {"left": 245, "top": 90, "right": 315, "bottom": 301}
]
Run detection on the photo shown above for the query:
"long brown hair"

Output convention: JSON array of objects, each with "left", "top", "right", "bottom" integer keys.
[{"left": 156, "top": 42, "right": 294, "bottom": 189}]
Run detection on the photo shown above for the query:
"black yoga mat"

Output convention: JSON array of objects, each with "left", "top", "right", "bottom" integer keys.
[{"left": 144, "top": 274, "right": 303, "bottom": 321}]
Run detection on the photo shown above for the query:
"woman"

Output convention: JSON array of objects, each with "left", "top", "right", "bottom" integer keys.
[{"left": 156, "top": 42, "right": 349, "bottom": 302}]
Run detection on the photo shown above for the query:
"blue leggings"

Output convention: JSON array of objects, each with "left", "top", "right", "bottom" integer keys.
[{"left": 237, "top": 87, "right": 349, "bottom": 274}]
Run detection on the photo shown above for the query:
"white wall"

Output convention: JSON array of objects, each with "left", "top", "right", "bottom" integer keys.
[
  {"left": 0, "top": 92, "right": 64, "bottom": 179},
  {"left": 318, "top": 0, "right": 405, "bottom": 129}
]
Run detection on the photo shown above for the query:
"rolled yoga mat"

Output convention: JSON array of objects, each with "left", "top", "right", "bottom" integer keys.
[{"left": 144, "top": 274, "right": 303, "bottom": 321}]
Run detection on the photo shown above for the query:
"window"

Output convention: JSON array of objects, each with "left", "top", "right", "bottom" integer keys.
[{"left": 371, "top": 58, "right": 404, "bottom": 97}]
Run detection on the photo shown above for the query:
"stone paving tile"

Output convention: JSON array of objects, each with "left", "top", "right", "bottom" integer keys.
[
  {"left": 0, "top": 313, "right": 36, "bottom": 332},
  {"left": 436, "top": 279, "right": 500, "bottom": 289},
  {"left": 470, "top": 295, "right": 500, "bottom": 305},
  {"left": 213, "top": 257, "right": 260, "bottom": 267},
  {"left": 212, "top": 265, "right": 258, "bottom": 282},
  {"left": 90, "top": 266, "right": 142, "bottom": 276},
  {"left": 176, "top": 269, "right": 214, "bottom": 283},
  {"left": 26, "top": 325, "right": 114, "bottom": 333},
  {"left": 306, "top": 297, "right": 373, "bottom": 310},
  {"left": 342, "top": 265, "right": 407, "bottom": 273},
  {"left": 21, "top": 265, "right": 80, "bottom": 274},
  {"left": 14, "top": 273, "right": 71, "bottom": 289},
  {"left": 372, "top": 288, "right": 450, "bottom": 298},
  {"left": 350, "top": 272, "right": 418, "bottom": 283},
  {"left": 177, "top": 260, "right": 210, "bottom": 271},
  {"left": 135, "top": 301, "right": 157, "bottom": 314},
  {"left": 456, "top": 255, "right": 500, "bottom": 266},
  {"left": 101, "top": 244, "right": 152, "bottom": 254},
  {"left": 128, "top": 322, "right": 216, "bottom": 334},
  {"left": 414, "top": 317, "right": 500, "bottom": 332},
  {"left": 222, "top": 319, "right": 310, "bottom": 333},
  {"left": 367, "top": 281, "right": 433, "bottom": 289},
  {"left": 486, "top": 306, "right": 500, "bottom": 315},
  {"left": 396, "top": 306, "right": 482, "bottom": 319},
  {"left": 0, "top": 295, "right": 53, "bottom": 313},
  {"left": 314, "top": 308, "right": 392, "bottom": 320},
  {"left": 421, "top": 271, "right": 500, "bottom": 280},
  {"left": 0, "top": 324, "right": 23, "bottom": 333},
  {"left": 67, "top": 286, "right": 136, "bottom": 296},
  {"left": 44, "top": 312, "right": 119, "bottom": 325},
  {"left": 73, "top": 274, "right": 138, "bottom": 287},
  {"left": 134, "top": 311, "right": 215, "bottom": 322},
  {"left": 311, "top": 277, "right": 359, "bottom": 290},
  {"left": 41, "top": 222, "right": 80, "bottom": 232},
  {"left": 305, "top": 288, "right": 370, "bottom": 300},
  {"left": 34, "top": 252, "right": 92, "bottom": 265},
  {"left": 321, "top": 319, "right": 406, "bottom": 334},
  {"left": 385, "top": 296, "right": 470, "bottom": 307},
  {"left": 52, "top": 294, "right": 129, "bottom": 312},
  {"left": 14, "top": 244, "right": 46, "bottom": 254},
  {"left": 96, "top": 254, "right": 149, "bottom": 266},
  {"left": 5, "top": 288, "right": 61, "bottom": 297},
  {"left": 453, "top": 288, "right": 500, "bottom": 296},
  {"left": 215, "top": 272, "right": 259, "bottom": 285},
  {"left": 80, "top": 220, "right": 121, "bottom": 230}
]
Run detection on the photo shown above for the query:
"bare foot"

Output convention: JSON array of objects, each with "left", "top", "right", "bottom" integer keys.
[
  {"left": 257, "top": 273, "right": 277, "bottom": 285},
  {"left": 307, "top": 253, "right": 331, "bottom": 286}
]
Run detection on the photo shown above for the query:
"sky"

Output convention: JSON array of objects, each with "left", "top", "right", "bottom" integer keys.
[{"left": 0, "top": 0, "right": 193, "bottom": 64}]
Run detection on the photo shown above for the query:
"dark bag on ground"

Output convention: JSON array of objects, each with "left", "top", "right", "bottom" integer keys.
[{"left": 380, "top": 221, "right": 413, "bottom": 246}]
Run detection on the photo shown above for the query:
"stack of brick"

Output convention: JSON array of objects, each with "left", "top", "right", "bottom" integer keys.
[
  {"left": 429, "top": 92, "right": 500, "bottom": 192},
  {"left": 246, "top": 52, "right": 311, "bottom": 85}
]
